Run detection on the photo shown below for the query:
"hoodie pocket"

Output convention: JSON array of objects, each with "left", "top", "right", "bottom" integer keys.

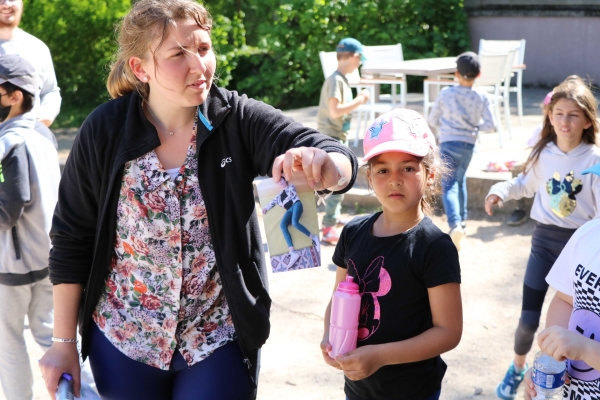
[
  {"left": 223, "top": 262, "right": 272, "bottom": 353},
  {"left": 11, "top": 226, "right": 21, "bottom": 260}
]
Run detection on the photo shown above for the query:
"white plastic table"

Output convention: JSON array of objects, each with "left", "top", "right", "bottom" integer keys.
[
  {"left": 360, "top": 57, "right": 457, "bottom": 102},
  {"left": 361, "top": 56, "right": 457, "bottom": 78}
]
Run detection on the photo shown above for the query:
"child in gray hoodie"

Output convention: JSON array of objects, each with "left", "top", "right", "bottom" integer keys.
[{"left": 0, "top": 54, "right": 61, "bottom": 399}]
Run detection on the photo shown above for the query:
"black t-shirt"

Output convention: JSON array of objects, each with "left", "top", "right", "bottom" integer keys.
[{"left": 332, "top": 213, "right": 461, "bottom": 400}]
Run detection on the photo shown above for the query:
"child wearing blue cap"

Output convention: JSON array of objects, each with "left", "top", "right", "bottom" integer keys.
[
  {"left": 521, "top": 161, "right": 600, "bottom": 400},
  {"left": 317, "top": 38, "right": 371, "bottom": 244}
]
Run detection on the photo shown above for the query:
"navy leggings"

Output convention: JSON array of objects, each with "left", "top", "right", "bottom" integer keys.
[
  {"left": 513, "top": 222, "right": 576, "bottom": 355},
  {"left": 88, "top": 323, "right": 255, "bottom": 400}
]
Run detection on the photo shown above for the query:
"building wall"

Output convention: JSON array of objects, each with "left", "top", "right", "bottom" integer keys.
[{"left": 465, "top": 1, "right": 600, "bottom": 86}]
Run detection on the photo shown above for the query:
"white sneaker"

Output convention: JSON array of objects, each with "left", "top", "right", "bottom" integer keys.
[
  {"left": 288, "top": 250, "right": 300, "bottom": 267},
  {"left": 449, "top": 226, "right": 465, "bottom": 251}
]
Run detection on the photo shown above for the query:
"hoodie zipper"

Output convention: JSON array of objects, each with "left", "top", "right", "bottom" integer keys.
[
  {"left": 11, "top": 226, "right": 21, "bottom": 260},
  {"left": 194, "top": 107, "right": 254, "bottom": 369}
]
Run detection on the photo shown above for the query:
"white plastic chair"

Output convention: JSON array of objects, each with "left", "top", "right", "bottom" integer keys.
[
  {"left": 473, "top": 51, "right": 515, "bottom": 147},
  {"left": 478, "top": 39, "right": 526, "bottom": 125},
  {"left": 318, "top": 51, "right": 393, "bottom": 146},
  {"left": 361, "top": 44, "right": 407, "bottom": 107}
]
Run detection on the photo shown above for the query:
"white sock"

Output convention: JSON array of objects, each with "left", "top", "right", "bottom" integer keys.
[{"left": 514, "top": 363, "right": 525, "bottom": 373}]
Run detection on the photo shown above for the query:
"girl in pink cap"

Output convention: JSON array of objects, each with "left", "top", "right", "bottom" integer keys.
[{"left": 320, "top": 108, "right": 463, "bottom": 400}]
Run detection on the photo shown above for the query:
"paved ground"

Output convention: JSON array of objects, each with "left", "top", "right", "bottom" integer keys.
[{"left": 2, "top": 88, "right": 570, "bottom": 399}]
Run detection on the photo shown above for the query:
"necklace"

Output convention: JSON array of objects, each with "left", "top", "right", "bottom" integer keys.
[{"left": 145, "top": 102, "right": 197, "bottom": 136}]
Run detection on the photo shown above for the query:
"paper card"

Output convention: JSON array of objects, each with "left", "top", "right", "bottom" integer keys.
[{"left": 257, "top": 172, "right": 321, "bottom": 273}]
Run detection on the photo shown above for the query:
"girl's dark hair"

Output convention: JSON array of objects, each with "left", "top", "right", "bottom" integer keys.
[
  {"left": 364, "top": 148, "right": 447, "bottom": 216},
  {"left": 0, "top": 82, "right": 34, "bottom": 113},
  {"left": 523, "top": 75, "right": 598, "bottom": 174}
]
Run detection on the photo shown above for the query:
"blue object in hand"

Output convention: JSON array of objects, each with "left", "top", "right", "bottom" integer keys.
[{"left": 56, "top": 373, "right": 74, "bottom": 400}]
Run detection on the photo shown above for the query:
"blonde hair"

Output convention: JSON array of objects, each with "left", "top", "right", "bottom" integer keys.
[
  {"left": 365, "top": 148, "right": 447, "bottom": 216},
  {"left": 106, "top": 0, "right": 212, "bottom": 100},
  {"left": 523, "top": 75, "right": 599, "bottom": 174}
]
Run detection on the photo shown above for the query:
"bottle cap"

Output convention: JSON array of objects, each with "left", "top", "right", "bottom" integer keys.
[
  {"left": 337, "top": 276, "right": 359, "bottom": 294},
  {"left": 61, "top": 373, "right": 73, "bottom": 381}
]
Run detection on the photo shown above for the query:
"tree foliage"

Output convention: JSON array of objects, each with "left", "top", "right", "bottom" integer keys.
[
  {"left": 21, "top": 0, "right": 131, "bottom": 126},
  {"left": 20, "top": 0, "right": 469, "bottom": 126},
  {"left": 231, "top": 0, "right": 470, "bottom": 109}
]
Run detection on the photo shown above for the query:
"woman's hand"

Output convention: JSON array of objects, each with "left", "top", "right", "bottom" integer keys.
[
  {"left": 271, "top": 147, "right": 350, "bottom": 191},
  {"left": 320, "top": 337, "right": 342, "bottom": 369},
  {"left": 335, "top": 345, "right": 384, "bottom": 381},
  {"left": 484, "top": 194, "right": 503, "bottom": 216},
  {"left": 39, "top": 343, "right": 82, "bottom": 399}
]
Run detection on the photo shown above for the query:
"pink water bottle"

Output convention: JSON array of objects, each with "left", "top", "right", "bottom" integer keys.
[{"left": 328, "top": 275, "right": 361, "bottom": 358}]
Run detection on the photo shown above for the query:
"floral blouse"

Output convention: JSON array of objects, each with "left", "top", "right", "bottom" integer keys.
[{"left": 93, "top": 121, "right": 236, "bottom": 370}]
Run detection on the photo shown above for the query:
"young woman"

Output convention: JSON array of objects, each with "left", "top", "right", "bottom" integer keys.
[
  {"left": 485, "top": 76, "right": 600, "bottom": 400},
  {"left": 38, "top": 1, "right": 357, "bottom": 399},
  {"left": 321, "top": 109, "right": 463, "bottom": 400}
]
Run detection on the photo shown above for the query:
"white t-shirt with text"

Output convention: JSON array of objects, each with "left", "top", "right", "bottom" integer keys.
[{"left": 547, "top": 218, "right": 600, "bottom": 399}]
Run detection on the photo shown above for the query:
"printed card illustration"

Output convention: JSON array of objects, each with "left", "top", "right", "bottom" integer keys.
[{"left": 257, "top": 172, "right": 321, "bottom": 273}]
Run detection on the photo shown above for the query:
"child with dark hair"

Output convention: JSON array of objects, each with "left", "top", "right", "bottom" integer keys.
[
  {"left": 321, "top": 109, "right": 462, "bottom": 400},
  {"left": 0, "top": 54, "right": 61, "bottom": 399},
  {"left": 428, "top": 51, "right": 497, "bottom": 251}
]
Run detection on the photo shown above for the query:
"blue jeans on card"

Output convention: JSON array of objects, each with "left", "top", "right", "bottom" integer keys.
[
  {"left": 440, "top": 141, "right": 475, "bottom": 230},
  {"left": 280, "top": 201, "right": 311, "bottom": 247}
]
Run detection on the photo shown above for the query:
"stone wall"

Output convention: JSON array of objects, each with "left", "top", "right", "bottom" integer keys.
[{"left": 465, "top": 0, "right": 600, "bottom": 86}]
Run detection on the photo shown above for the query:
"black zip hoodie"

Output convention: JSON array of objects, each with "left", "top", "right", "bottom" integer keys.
[{"left": 48, "top": 85, "right": 357, "bottom": 391}]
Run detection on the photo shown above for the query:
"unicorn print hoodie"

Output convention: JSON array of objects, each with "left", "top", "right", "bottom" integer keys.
[{"left": 487, "top": 142, "right": 600, "bottom": 228}]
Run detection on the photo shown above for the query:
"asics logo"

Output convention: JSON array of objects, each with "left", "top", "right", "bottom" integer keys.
[{"left": 221, "top": 157, "right": 232, "bottom": 167}]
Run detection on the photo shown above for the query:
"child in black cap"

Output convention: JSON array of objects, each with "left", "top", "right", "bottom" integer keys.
[
  {"left": 0, "top": 54, "right": 61, "bottom": 399},
  {"left": 427, "top": 51, "right": 497, "bottom": 251}
]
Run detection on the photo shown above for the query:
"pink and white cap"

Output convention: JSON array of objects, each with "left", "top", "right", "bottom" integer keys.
[{"left": 362, "top": 108, "right": 436, "bottom": 161}]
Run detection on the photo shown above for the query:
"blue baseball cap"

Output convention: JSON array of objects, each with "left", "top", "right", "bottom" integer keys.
[
  {"left": 336, "top": 38, "right": 366, "bottom": 61},
  {"left": 582, "top": 163, "right": 600, "bottom": 177}
]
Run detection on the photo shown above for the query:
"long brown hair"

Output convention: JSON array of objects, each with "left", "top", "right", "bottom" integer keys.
[
  {"left": 106, "top": 0, "right": 212, "bottom": 100},
  {"left": 523, "top": 75, "right": 599, "bottom": 174}
]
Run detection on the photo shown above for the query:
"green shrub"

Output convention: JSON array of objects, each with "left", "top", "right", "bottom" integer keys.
[
  {"left": 20, "top": 0, "right": 247, "bottom": 127},
  {"left": 230, "top": 0, "right": 470, "bottom": 109},
  {"left": 21, "top": 0, "right": 131, "bottom": 127},
  {"left": 20, "top": 0, "right": 470, "bottom": 126}
]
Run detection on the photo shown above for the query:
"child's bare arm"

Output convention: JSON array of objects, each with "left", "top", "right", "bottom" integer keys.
[
  {"left": 328, "top": 90, "right": 370, "bottom": 119},
  {"left": 538, "top": 291, "right": 600, "bottom": 370},
  {"left": 545, "top": 290, "right": 573, "bottom": 328},
  {"left": 336, "top": 282, "right": 462, "bottom": 381}
]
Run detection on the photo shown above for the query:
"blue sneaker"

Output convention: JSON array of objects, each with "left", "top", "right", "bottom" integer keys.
[{"left": 496, "top": 362, "right": 527, "bottom": 400}]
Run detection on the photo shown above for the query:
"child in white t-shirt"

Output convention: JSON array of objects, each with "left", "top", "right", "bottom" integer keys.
[{"left": 523, "top": 162, "right": 600, "bottom": 400}]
